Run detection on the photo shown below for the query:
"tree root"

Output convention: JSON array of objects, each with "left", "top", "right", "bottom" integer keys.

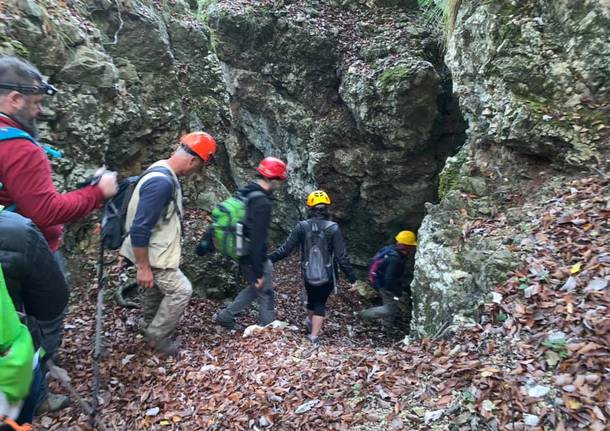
[{"left": 115, "top": 282, "right": 140, "bottom": 308}]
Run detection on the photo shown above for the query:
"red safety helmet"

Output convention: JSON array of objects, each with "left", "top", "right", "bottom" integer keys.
[
  {"left": 256, "top": 157, "right": 288, "bottom": 180},
  {"left": 180, "top": 132, "right": 217, "bottom": 163}
]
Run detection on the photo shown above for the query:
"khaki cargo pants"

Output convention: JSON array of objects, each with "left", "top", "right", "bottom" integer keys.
[{"left": 143, "top": 268, "right": 192, "bottom": 341}]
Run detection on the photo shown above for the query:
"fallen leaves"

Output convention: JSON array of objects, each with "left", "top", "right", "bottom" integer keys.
[
  {"left": 34, "top": 176, "right": 609, "bottom": 430},
  {"left": 477, "top": 176, "right": 610, "bottom": 430}
]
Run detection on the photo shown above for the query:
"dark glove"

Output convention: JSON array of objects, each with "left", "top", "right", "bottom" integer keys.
[{"left": 196, "top": 227, "right": 216, "bottom": 256}]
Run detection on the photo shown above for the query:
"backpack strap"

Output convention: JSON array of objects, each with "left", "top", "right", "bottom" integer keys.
[
  {"left": 137, "top": 166, "right": 182, "bottom": 220},
  {"left": 242, "top": 190, "right": 267, "bottom": 205},
  {"left": 0, "top": 127, "right": 62, "bottom": 159},
  {"left": 240, "top": 189, "right": 267, "bottom": 221},
  {"left": 306, "top": 219, "right": 337, "bottom": 239},
  {"left": 319, "top": 219, "right": 338, "bottom": 232},
  {"left": 0, "top": 127, "right": 62, "bottom": 213},
  {"left": 377, "top": 246, "right": 400, "bottom": 271}
]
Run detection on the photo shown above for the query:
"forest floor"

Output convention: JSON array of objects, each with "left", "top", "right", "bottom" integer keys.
[{"left": 36, "top": 176, "right": 609, "bottom": 431}]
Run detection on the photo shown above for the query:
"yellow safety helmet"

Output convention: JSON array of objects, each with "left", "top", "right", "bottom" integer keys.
[
  {"left": 307, "top": 190, "right": 331, "bottom": 207},
  {"left": 395, "top": 230, "right": 417, "bottom": 246}
]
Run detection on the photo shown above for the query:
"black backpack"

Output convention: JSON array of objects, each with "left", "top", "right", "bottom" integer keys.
[
  {"left": 302, "top": 219, "right": 336, "bottom": 286},
  {"left": 101, "top": 166, "right": 178, "bottom": 250}
]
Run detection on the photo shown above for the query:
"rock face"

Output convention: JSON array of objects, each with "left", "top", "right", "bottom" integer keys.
[
  {"left": 448, "top": 0, "right": 609, "bottom": 165},
  {"left": 1, "top": 0, "right": 465, "bottom": 295},
  {"left": 209, "top": 1, "right": 465, "bottom": 264},
  {"left": 410, "top": 0, "right": 610, "bottom": 337},
  {"left": 0, "top": 0, "right": 235, "bottom": 297},
  {"left": 1, "top": 0, "right": 229, "bottom": 180}
]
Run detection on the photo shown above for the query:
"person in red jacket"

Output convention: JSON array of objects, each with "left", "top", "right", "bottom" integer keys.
[
  {"left": 0, "top": 56, "right": 118, "bottom": 413},
  {"left": 0, "top": 56, "right": 118, "bottom": 250}
]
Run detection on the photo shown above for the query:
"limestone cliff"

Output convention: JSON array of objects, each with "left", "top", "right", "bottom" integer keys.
[
  {"left": 0, "top": 0, "right": 239, "bottom": 296},
  {"left": 410, "top": 0, "right": 610, "bottom": 337}
]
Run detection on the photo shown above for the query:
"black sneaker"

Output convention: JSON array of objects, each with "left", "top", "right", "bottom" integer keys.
[
  {"left": 307, "top": 335, "right": 320, "bottom": 345},
  {"left": 216, "top": 320, "right": 246, "bottom": 331}
]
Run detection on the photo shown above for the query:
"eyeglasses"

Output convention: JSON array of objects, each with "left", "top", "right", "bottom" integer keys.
[
  {"left": 202, "top": 153, "right": 215, "bottom": 167},
  {"left": 181, "top": 144, "right": 215, "bottom": 166},
  {"left": 0, "top": 81, "right": 58, "bottom": 96}
]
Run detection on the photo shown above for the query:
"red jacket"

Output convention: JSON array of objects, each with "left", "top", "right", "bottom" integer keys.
[{"left": 0, "top": 114, "right": 104, "bottom": 251}]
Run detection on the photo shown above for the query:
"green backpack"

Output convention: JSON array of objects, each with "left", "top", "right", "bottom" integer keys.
[
  {"left": 211, "top": 190, "right": 265, "bottom": 260},
  {"left": 0, "top": 263, "right": 35, "bottom": 403}
]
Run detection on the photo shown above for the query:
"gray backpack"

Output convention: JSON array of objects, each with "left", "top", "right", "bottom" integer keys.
[{"left": 303, "top": 220, "right": 336, "bottom": 286}]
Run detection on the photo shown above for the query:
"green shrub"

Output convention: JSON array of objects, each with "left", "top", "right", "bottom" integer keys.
[{"left": 417, "top": 0, "right": 462, "bottom": 39}]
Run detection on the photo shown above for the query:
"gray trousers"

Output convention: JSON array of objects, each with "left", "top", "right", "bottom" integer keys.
[
  {"left": 216, "top": 260, "right": 275, "bottom": 327},
  {"left": 361, "top": 289, "right": 400, "bottom": 321},
  {"left": 37, "top": 251, "right": 69, "bottom": 362}
]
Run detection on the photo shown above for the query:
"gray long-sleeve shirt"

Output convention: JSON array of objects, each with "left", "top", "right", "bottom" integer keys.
[{"left": 269, "top": 216, "right": 357, "bottom": 284}]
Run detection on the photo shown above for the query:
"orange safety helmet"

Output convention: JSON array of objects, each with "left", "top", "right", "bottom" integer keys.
[
  {"left": 180, "top": 132, "right": 217, "bottom": 162},
  {"left": 256, "top": 157, "right": 288, "bottom": 180}
]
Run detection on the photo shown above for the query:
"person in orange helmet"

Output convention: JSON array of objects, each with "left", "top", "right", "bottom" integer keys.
[
  {"left": 120, "top": 132, "right": 217, "bottom": 356},
  {"left": 214, "top": 157, "right": 288, "bottom": 330}
]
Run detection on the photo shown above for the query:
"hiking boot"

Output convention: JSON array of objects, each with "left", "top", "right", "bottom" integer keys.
[
  {"left": 214, "top": 311, "right": 245, "bottom": 331},
  {"left": 217, "top": 321, "right": 246, "bottom": 331},
  {"left": 303, "top": 317, "right": 312, "bottom": 334},
  {"left": 36, "top": 392, "right": 70, "bottom": 415},
  {"left": 148, "top": 337, "right": 182, "bottom": 357},
  {"left": 307, "top": 334, "right": 320, "bottom": 345}
]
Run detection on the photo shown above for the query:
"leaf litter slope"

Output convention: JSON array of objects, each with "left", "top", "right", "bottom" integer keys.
[{"left": 41, "top": 176, "right": 608, "bottom": 430}]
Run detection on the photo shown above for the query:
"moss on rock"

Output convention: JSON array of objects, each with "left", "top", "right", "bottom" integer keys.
[
  {"left": 377, "top": 65, "right": 412, "bottom": 88},
  {"left": 438, "top": 147, "right": 467, "bottom": 199},
  {"left": 0, "top": 33, "right": 30, "bottom": 58}
]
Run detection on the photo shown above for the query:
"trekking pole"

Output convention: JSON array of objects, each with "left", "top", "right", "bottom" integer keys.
[
  {"left": 45, "top": 359, "right": 111, "bottom": 431},
  {"left": 92, "top": 235, "right": 105, "bottom": 428}
]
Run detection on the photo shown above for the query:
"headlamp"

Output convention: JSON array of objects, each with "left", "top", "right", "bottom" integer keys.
[{"left": 0, "top": 81, "right": 58, "bottom": 96}]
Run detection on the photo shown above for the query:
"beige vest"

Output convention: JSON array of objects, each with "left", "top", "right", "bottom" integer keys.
[{"left": 119, "top": 161, "right": 183, "bottom": 269}]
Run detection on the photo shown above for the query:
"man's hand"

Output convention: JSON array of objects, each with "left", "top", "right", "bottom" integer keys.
[
  {"left": 97, "top": 171, "right": 118, "bottom": 199},
  {"left": 137, "top": 264, "right": 154, "bottom": 289},
  {"left": 93, "top": 166, "right": 107, "bottom": 177},
  {"left": 254, "top": 277, "right": 264, "bottom": 289}
]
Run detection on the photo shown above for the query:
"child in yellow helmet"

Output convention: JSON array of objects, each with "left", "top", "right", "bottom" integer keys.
[{"left": 269, "top": 190, "right": 357, "bottom": 345}]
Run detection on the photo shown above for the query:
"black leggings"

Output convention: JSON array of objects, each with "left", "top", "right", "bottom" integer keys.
[{"left": 305, "top": 282, "right": 334, "bottom": 317}]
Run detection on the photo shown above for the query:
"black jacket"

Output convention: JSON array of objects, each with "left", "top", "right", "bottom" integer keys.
[
  {"left": 377, "top": 245, "right": 417, "bottom": 296},
  {"left": 239, "top": 182, "right": 273, "bottom": 283},
  {"left": 0, "top": 211, "right": 68, "bottom": 321},
  {"left": 269, "top": 215, "right": 357, "bottom": 284},
  {"left": 380, "top": 248, "right": 406, "bottom": 296}
]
